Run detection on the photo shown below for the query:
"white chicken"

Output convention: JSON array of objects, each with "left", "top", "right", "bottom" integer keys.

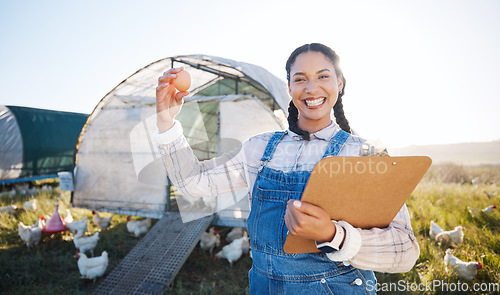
[
  {"left": 215, "top": 234, "right": 249, "bottom": 266},
  {"left": 199, "top": 227, "right": 221, "bottom": 257},
  {"left": 92, "top": 210, "right": 113, "bottom": 230},
  {"left": 66, "top": 216, "right": 88, "bottom": 238},
  {"left": 18, "top": 221, "right": 43, "bottom": 248},
  {"left": 62, "top": 209, "right": 74, "bottom": 225},
  {"left": 468, "top": 205, "right": 497, "bottom": 216},
  {"left": 74, "top": 232, "right": 99, "bottom": 257},
  {"left": 481, "top": 205, "right": 497, "bottom": 214},
  {"left": 225, "top": 227, "right": 244, "bottom": 243},
  {"left": 444, "top": 249, "right": 482, "bottom": 280},
  {"left": 76, "top": 250, "right": 109, "bottom": 281},
  {"left": 435, "top": 225, "right": 464, "bottom": 246},
  {"left": 23, "top": 198, "right": 37, "bottom": 211},
  {"left": 0, "top": 205, "right": 21, "bottom": 214},
  {"left": 126, "top": 216, "right": 152, "bottom": 237},
  {"left": 483, "top": 190, "right": 497, "bottom": 198},
  {"left": 429, "top": 220, "right": 444, "bottom": 240}
]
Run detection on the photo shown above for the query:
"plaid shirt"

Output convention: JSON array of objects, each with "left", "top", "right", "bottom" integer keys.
[{"left": 154, "top": 120, "right": 419, "bottom": 273}]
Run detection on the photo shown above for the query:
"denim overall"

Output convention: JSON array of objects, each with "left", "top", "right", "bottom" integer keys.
[{"left": 247, "top": 131, "right": 377, "bottom": 295}]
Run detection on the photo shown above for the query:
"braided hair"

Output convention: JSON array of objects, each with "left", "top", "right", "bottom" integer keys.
[{"left": 285, "top": 43, "right": 351, "bottom": 140}]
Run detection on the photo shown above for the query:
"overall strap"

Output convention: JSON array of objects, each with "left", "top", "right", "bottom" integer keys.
[
  {"left": 260, "top": 131, "right": 287, "bottom": 163},
  {"left": 322, "top": 129, "right": 350, "bottom": 158}
]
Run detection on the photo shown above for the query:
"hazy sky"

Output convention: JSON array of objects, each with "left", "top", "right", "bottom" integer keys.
[{"left": 1, "top": 0, "right": 499, "bottom": 148}]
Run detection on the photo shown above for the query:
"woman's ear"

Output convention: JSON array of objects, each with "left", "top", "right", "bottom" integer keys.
[
  {"left": 337, "top": 74, "right": 344, "bottom": 92},
  {"left": 288, "top": 83, "right": 291, "bottom": 96}
]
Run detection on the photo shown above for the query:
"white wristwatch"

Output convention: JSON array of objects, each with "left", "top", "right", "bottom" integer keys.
[{"left": 315, "top": 221, "right": 345, "bottom": 253}]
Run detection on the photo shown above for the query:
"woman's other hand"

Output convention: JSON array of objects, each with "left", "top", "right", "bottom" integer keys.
[
  {"left": 284, "top": 200, "right": 335, "bottom": 243},
  {"left": 156, "top": 67, "right": 190, "bottom": 132}
]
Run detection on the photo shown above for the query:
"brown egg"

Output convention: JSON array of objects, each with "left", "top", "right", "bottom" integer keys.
[{"left": 173, "top": 70, "right": 191, "bottom": 92}]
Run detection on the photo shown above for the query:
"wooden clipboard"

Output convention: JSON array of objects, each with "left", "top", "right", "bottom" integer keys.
[{"left": 283, "top": 156, "right": 432, "bottom": 254}]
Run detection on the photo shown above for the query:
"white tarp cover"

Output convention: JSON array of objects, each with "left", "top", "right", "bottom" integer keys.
[
  {"left": 0, "top": 105, "right": 23, "bottom": 180},
  {"left": 72, "top": 55, "right": 290, "bottom": 221}
]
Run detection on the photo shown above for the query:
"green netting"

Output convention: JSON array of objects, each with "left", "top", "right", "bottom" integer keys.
[{"left": 6, "top": 106, "right": 88, "bottom": 177}]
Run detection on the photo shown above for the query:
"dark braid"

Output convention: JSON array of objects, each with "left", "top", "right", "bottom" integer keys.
[
  {"left": 285, "top": 43, "right": 352, "bottom": 140},
  {"left": 287, "top": 100, "right": 310, "bottom": 140}
]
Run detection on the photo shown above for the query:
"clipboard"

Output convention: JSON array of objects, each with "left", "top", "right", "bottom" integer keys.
[{"left": 283, "top": 156, "right": 432, "bottom": 254}]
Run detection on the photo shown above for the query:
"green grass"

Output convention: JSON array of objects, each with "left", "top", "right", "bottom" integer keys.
[{"left": 1, "top": 164, "right": 499, "bottom": 294}]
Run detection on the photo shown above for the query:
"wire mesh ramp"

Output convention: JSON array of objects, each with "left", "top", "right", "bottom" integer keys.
[{"left": 93, "top": 212, "right": 213, "bottom": 294}]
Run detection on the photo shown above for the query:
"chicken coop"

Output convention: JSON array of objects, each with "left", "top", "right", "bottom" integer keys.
[
  {"left": 71, "top": 55, "right": 290, "bottom": 227},
  {"left": 0, "top": 105, "right": 87, "bottom": 184}
]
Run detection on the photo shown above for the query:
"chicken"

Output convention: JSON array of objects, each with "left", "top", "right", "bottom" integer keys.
[
  {"left": 74, "top": 232, "right": 99, "bottom": 257},
  {"left": 126, "top": 216, "right": 152, "bottom": 237},
  {"left": 435, "top": 225, "right": 464, "bottom": 246},
  {"left": 444, "top": 249, "right": 482, "bottom": 280},
  {"left": 66, "top": 216, "right": 88, "bottom": 238},
  {"left": 92, "top": 211, "right": 113, "bottom": 230},
  {"left": 23, "top": 199, "right": 37, "bottom": 211},
  {"left": 482, "top": 205, "right": 497, "bottom": 214},
  {"left": 483, "top": 190, "right": 497, "bottom": 198},
  {"left": 35, "top": 215, "right": 47, "bottom": 230},
  {"left": 429, "top": 220, "right": 444, "bottom": 240},
  {"left": 226, "top": 227, "right": 244, "bottom": 243},
  {"left": 215, "top": 234, "right": 249, "bottom": 266},
  {"left": 62, "top": 209, "right": 74, "bottom": 225},
  {"left": 468, "top": 205, "right": 497, "bottom": 216},
  {"left": 76, "top": 250, "right": 109, "bottom": 281},
  {"left": 0, "top": 205, "right": 21, "bottom": 214},
  {"left": 18, "top": 221, "right": 43, "bottom": 248},
  {"left": 199, "top": 227, "right": 220, "bottom": 257}
]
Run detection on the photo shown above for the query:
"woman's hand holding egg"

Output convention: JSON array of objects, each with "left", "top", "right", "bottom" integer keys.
[{"left": 156, "top": 67, "right": 191, "bottom": 132}]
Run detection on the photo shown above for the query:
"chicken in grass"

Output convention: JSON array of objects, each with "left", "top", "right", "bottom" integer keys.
[
  {"left": 435, "top": 225, "right": 464, "bottom": 246},
  {"left": 481, "top": 204, "right": 497, "bottom": 214},
  {"left": 76, "top": 250, "right": 108, "bottom": 281},
  {"left": 92, "top": 211, "right": 113, "bottom": 230},
  {"left": 429, "top": 220, "right": 444, "bottom": 240},
  {"left": 18, "top": 220, "right": 43, "bottom": 248},
  {"left": 66, "top": 216, "right": 88, "bottom": 238},
  {"left": 444, "top": 249, "right": 482, "bottom": 280},
  {"left": 0, "top": 205, "right": 22, "bottom": 214},
  {"left": 199, "top": 227, "right": 220, "bottom": 258},
  {"left": 468, "top": 205, "right": 497, "bottom": 216},
  {"left": 23, "top": 198, "right": 37, "bottom": 211},
  {"left": 126, "top": 216, "right": 152, "bottom": 237},
  {"left": 225, "top": 227, "right": 244, "bottom": 243},
  {"left": 483, "top": 190, "right": 497, "bottom": 199},
  {"left": 62, "top": 209, "right": 73, "bottom": 225},
  {"left": 74, "top": 232, "right": 99, "bottom": 257},
  {"left": 215, "top": 234, "right": 249, "bottom": 267}
]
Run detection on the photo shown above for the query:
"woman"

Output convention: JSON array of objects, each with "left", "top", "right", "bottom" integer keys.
[{"left": 154, "top": 43, "right": 419, "bottom": 294}]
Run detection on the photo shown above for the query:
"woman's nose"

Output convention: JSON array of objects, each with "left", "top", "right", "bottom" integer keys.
[{"left": 305, "top": 80, "right": 319, "bottom": 93}]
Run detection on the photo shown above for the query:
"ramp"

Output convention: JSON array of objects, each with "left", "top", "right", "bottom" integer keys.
[{"left": 93, "top": 212, "right": 213, "bottom": 294}]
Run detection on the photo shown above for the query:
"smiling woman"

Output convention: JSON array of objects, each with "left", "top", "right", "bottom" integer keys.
[
  {"left": 154, "top": 43, "right": 420, "bottom": 295},
  {"left": 286, "top": 43, "right": 350, "bottom": 139}
]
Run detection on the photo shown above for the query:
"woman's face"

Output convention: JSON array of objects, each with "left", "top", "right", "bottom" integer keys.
[{"left": 288, "top": 51, "right": 343, "bottom": 132}]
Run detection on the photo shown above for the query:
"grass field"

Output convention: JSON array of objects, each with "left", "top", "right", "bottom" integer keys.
[{"left": 1, "top": 164, "right": 499, "bottom": 294}]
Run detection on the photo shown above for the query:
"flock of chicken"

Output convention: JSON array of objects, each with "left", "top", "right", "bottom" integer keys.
[
  {"left": 429, "top": 190, "right": 497, "bottom": 281},
  {"left": 199, "top": 226, "right": 251, "bottom": 266},
  {"left": 2, "top": 187, "right": 153, "bottom": 283}
]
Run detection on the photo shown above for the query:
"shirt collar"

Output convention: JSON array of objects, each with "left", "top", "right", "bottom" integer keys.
[{"left": 287, "top": 122, "right": 341, "bottom": 141}]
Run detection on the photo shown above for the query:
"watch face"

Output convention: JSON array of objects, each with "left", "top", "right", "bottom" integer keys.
[{"left": 319, "top": 245, "right": 337, "bottom": 253}]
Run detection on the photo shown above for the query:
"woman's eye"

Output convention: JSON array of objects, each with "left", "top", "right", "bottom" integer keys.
[
  {"left": 319, "top": 75, "right": 330, "bottom": 79},
  {"left": 294, "top": 77, "right": 305, "bottom": 82}
]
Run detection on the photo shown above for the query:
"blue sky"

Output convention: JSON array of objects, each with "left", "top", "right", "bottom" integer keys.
[{"left": 1, "top": 0, "right": 499, "bottom": 148}]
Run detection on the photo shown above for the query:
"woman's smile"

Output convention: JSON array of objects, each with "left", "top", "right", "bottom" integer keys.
[{"left": 303, "top": 97, "right": 326, "bottom": 108}]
